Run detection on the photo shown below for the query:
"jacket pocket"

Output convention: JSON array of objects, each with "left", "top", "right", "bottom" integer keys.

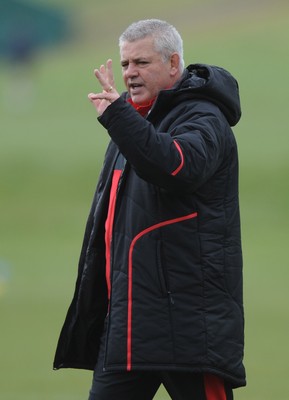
[{"left": 156, "top": 240, "right": 168, "bottom": 296}]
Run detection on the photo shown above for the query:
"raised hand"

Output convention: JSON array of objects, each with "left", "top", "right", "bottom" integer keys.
[{"left": 88, "top": 59, "right": 120, "bottom": 116}]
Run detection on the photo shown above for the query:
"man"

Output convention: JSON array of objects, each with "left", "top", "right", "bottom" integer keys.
[{"left": 54, "top": 19, "right": 246, "bottom": 399}]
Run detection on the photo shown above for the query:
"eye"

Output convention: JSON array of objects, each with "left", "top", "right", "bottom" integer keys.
[
  {"left": 121, "top": 62, "right": 129, "bottom": 69},
  {"left": 137, "top": 60, "right": 149, "bottom": 66}
]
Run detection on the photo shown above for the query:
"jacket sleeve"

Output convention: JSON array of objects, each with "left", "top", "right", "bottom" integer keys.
[{"left": 98, "top": 97, "right": 226, "bottom": 192}]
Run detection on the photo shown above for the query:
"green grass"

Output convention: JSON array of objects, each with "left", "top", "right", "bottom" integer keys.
[{"left": 1, "top": 1, "right": 289, "bottom": 399}]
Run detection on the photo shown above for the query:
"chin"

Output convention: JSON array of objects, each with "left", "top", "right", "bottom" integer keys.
[
  {"left": 131, "top": 95, "right": 152, "bottom": 106},
  {"left": 131, "top": 96, "right": 145, "bottom": 105}
]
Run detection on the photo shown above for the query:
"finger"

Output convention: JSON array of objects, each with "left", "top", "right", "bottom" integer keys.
[
  {"left": 88, "top": 92, "right": 115, "bottom": 104},
  {"left": 88, "top": 93, "right": 110, "bottom": 100},
  {"left": 99, "top": 64, "right": 106, "bottom": 75},
  {"left": 106, "top": 59, "right": 115, "bottom": 87},
  {"left": 94, "top": 68, "right": 113, "bottom": 93},
  {"left": 88, "top": 93, "right": 97, "bottom": 101},
  {"left": 94, "top": 68, "right": 105, "bottom": 85}
]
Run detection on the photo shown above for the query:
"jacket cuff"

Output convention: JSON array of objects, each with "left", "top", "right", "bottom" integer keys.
[{"left": 98, "top": 97, "right": 129, "bottom": 128}]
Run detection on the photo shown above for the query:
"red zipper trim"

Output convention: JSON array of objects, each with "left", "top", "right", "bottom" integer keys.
[
  {"left": 171, "top": 140, "right": 184, "bottom": 176},
  {"left": 126, "top": 211, "right": 198, "bottom": 370},
  {"left": 104, "top": 170, "right": 122, "bottom": 300}
]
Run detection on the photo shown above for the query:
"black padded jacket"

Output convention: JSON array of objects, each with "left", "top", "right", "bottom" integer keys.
[{"left": 53, "top": 64, "right": 246, "bottom": 388}]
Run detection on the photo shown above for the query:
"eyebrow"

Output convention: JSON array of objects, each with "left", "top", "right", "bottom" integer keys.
[{"left": 121, "top": 57, "right": 151, "bottom": 65}]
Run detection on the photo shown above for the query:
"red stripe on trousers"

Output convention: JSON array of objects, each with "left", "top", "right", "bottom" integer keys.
[{"left": 204, "top": 373, "right": 227, "bottom": 400}]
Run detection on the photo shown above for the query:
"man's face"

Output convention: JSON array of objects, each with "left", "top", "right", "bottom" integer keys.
[{"left": 120, "top": 37, "right": 179, "bottom": 105}]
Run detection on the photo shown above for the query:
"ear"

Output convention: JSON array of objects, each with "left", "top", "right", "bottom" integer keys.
[{"left": 169, "top": 53, "right": 181, "bottom": 76}]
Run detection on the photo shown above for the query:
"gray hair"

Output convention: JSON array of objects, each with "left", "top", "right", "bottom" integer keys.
[{"left": 119, "top": 19, "right": 185, "bottom": 72}]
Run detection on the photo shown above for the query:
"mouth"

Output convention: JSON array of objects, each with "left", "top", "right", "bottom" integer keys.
[{"left": 129, "top": 82, "right": 143, "bottom": 91}]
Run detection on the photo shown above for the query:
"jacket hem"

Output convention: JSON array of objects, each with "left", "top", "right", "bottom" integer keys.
[
  {"left": 101, "top": 363, "right": 246, "bottom": 388},
  {"left": 53, "top": 362, "right": 95, "bottom": 371}
]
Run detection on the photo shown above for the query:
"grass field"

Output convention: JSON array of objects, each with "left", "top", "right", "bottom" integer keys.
[{"left": 1, "top": 0, "right": 289, "bottom": 399}]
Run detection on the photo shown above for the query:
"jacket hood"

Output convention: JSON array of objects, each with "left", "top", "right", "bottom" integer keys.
[{"left": 178, "top": 64, "right": 241, "bottom": 126}]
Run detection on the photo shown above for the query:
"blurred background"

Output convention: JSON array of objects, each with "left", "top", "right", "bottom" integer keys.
[{"left": 1, "top": 0, "right": 288, "bottom": 399}]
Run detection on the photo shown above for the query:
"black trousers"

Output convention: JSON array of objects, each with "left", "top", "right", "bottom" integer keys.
[
  {"left": 88, "top": 323, "right": 233, "bottom": 400},
  {"left": 88, "top": 368, "right": 233, "bottom": 400}
]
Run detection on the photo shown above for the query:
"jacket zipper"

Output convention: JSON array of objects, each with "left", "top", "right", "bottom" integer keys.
[
  {"left": 103, "top": 157, "right": 127, "bottom": 369},
  {"left": 106, "top": 156, "right": 127, "bottom": 301}
]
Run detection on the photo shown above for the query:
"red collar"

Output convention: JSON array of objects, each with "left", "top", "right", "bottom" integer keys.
[{"left": 127, "top": 97, "right": 156, "bottom": 117}]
